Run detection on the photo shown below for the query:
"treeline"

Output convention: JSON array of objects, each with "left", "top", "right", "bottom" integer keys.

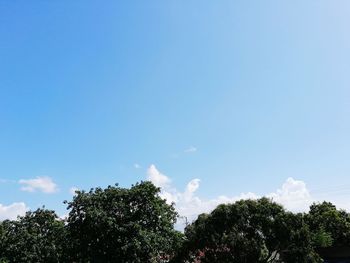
[{"left": 0, "top": 181, "right": 349, "bottom": 262}]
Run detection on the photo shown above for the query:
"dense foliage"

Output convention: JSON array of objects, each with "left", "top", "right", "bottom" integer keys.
[
  {"left": 173, "top": 198, "right": 321, "bottom": 263},
  {"left": 306, "top": 201, "right": 350, "bottom": 248},
  {"left": 65, "top": 181, "right": 182, "bottom": 262},
  {"left": 0, "top": 181, "right": 349, "bottom": 262},
  {"left": 0, "top": 208, "right": 68, "bottom": 263}
]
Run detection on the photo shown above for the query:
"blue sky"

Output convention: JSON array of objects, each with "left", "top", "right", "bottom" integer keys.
[{"left": 1, "top": 1, "right": 350, "bottom": 219}]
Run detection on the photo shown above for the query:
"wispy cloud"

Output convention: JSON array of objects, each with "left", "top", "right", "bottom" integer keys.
[
  {"left": 134, "top": 163, "right": 141, "bottom": 169},
  {"left": 184, "top": 146, "right": 197, "bottom": 153},
  {"left": 0, "top": 179, "right": 16, "bottom": 183},
  {"left": 19, "top": 176, "right": 58, "bottom": 194}
]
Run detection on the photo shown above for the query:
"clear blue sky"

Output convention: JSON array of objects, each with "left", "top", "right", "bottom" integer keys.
[{"left": 1, "top": 1, "right": 350, "bottom": 217}]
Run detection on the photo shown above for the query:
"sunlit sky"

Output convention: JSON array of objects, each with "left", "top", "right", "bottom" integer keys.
[{"left": 1, "top": 1, "right": 350, "bottom": 219}]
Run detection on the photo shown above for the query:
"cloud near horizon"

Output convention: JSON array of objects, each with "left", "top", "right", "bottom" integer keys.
[
  {"left": 147, "top": 165, "right": 314, "bottom": 227},
  {"left": 147, "top": 164, "right": 171, "bottom": 188},
  {"left": 0, "top": 202, "right": 28, "bottom": 221},
  {"left": 69, "top": 187, "right": 79, "bottom": 195}
]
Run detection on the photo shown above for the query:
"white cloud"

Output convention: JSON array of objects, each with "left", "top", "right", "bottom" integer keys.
[
  {"left": 267, "top": 177, "right": 312, "bottom": 212},
  {"left": 134, "top": 163, "right": 141, "bottom": 169},
  {"left": 186, "top": 179, "right": 200, "bottom": 195},
  {"left": 184, "top": 146, "right": 197, "bottom": 153},
  {"left": 19, "top": 176, "right": 58, "bottom": 193},
  {"left": 145, "top": 165, "right": 314, "bottom": 229},
  {"left": 147, "top": 164, "right": 171, "bottom": 188},
  {"left": 69, "top": 187, "right": 79, "bottom": 195},
  {"left": 0, "top": 202, "right": 29, "bottom": 221},
  {"left": 60, "top": 213, "right": 68, "bottom": 220}
]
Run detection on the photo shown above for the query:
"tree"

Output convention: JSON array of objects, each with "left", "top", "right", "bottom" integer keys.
[
  {"left": 65, "top": 181, "right": 183, "bottom": 263},
  {"left": 306, "top": 201, "right": 350, "bottom": 247},
  {"left": 174, "top": 198, "right": 321, "bottom": 263},
  {"left": 0, "top": 208, "right": 67, "bottom": 263},
  {"left": 279, "top": 213, "right": 321, "bottom": 263}
]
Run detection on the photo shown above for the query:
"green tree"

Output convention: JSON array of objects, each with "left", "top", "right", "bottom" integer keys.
[
  {"left": 174, "top": 198, "right": 321, "bottom": 263},
  {"left": 65, "top": 181, "right": 183, "bottom": 263},
  {"left": 0, "top": 208, "right": 67, "bottom": 263},
  {"left": 279, "top": 213, "right": 321, "bottom": 263},
  {"left": 306, "top": 201, "right": 350, "bottom": 247}
]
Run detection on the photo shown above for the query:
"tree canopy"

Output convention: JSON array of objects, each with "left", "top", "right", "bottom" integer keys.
[
  {"left": 65, "top": 181, "right": 183, "bottom": 262},
  {"left": 0, "top": 208, "right": 67, "bottom": 263},
  {"left": 173, "top": 198, "right": 321, "bottom": 263},
  {"left": 306, "top": 201, "right": 350, "bottom": 248},
  {"left": 0, "top": 181, "right": 349, "bottom": 262}
]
